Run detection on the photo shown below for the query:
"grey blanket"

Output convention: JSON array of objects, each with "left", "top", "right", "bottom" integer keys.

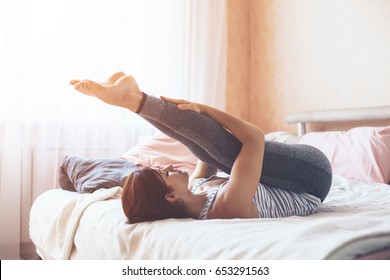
[{"left": 59, "top": 155, "right": 138, "bottom": 193}]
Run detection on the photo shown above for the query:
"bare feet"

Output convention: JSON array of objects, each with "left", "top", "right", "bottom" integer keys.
[{"left": 70, "top": 72, "right": 143, "bottom": 112}]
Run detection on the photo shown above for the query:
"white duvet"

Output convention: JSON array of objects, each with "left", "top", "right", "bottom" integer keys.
[{"left": 29, "top": 175, "right": 390, "bottom": 260}]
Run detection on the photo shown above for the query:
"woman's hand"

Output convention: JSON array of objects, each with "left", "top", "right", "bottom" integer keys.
[{"left": 160, "top": 96, "right": 203, "bottom": 114}]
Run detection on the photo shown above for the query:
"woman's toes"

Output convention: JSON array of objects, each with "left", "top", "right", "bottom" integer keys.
[
  {"left": 106, "top": 72, "right": 126, "bottom": 84},
  {"left": 73, "top": 80, "right": 95, "bottom": 96}
]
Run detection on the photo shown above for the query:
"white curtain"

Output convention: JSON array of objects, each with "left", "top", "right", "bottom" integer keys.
[{"left": 0, "top": 0, "right": 226, "bottom": 259}]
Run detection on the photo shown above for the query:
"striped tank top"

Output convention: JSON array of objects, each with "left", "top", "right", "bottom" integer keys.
[{"left": 193, "top": 176, "right": 321, "bottom": 220}]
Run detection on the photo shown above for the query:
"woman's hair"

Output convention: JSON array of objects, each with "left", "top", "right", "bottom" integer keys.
[{"left": 122, "top": 166, "right": 189, "bottom": 223}]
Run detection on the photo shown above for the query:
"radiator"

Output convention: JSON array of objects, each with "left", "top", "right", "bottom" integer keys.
[{"left": 0, "top": 143, "right": 22, "bottom": 259}]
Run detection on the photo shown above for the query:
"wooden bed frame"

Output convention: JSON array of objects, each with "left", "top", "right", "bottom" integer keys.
[{"left": 286, "top": 106, "right": 390, "bottom": 136}]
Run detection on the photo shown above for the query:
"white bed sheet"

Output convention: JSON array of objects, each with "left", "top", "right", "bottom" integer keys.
[{"left": 29, "top": 175, "right": 390, "bottom": 260}]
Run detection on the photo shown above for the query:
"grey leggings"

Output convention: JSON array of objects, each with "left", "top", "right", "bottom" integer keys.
[{"left": 138, "top": 94, "right": 332, "bottom": 202}]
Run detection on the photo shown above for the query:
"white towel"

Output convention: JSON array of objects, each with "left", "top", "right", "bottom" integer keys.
[{"left": 38, "top": 187, "right": 122, "bottom": 260}]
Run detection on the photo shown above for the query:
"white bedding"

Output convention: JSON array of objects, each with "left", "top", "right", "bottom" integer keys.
[{"left": 29, "top": 175, "right": 390, "bottom": 260}]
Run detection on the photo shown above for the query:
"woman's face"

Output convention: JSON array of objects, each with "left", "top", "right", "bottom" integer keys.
[{"left": 152, "top": 165, "right": 189, "bottom": 190}]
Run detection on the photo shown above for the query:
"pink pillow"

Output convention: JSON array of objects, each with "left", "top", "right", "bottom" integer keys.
[
  {"left": 121, "top": 132, "right": 198, "bottom": 174},
  {"left": 299, "top": 127, "right": 390, "bottom": 184}
]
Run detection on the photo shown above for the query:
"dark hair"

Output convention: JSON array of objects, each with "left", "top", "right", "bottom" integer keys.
[{"left": 122, "top": 166, "right": 189, "bottom": 223}]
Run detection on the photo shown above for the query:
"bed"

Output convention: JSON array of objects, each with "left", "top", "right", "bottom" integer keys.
[{"left": 29, "top": 107, "right": 390, "bottom": 260}]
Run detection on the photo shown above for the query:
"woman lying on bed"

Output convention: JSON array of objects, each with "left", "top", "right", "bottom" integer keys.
[{"left": 70, "top": 72, "right": 332, "bottom": 223}]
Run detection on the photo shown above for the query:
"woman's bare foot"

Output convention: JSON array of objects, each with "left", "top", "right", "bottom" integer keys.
[{"left": 70, "top": 72, "right": 143, "bottom": 112}]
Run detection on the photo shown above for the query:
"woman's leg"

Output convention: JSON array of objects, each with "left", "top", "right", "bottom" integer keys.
[
  {"left": 142, "top": 116, "right": 231, "bottom": 172},
  {"left": 261, "top": 141, "right": 332, "bottom": 201},
  {"left": 138, "top": 94, "right": 332, "bottom": 201},
  {"left": 138, "top": 94, "right": 239, "bottom": 172}
]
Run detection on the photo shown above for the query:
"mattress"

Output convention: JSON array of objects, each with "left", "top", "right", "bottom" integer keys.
[{"left": 29, "top": 175, "right": 390, "bottom": 260}]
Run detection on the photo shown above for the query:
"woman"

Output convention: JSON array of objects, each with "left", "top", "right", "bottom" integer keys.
[{"left": 70, "top": 72, "right": 332, "bottom": 223}]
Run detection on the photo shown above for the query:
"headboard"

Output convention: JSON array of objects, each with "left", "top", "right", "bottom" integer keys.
[{"left": 286, "top": 106, "right": 390, "bottom": 136}]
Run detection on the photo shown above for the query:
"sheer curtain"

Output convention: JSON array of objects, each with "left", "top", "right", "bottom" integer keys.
[{"left": 0, "top": 0, "right": 226, "bottom": 259}]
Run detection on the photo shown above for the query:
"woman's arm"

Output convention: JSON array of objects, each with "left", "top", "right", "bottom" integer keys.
[
  {"left": 161, "top": 97, "right": 265, "bottom": 218},
  {"left": 160, "top": 97, "right": 263, "bottom": 151},
  {"left": 190, "top": 160, "right": 218, "bottom": 182}
]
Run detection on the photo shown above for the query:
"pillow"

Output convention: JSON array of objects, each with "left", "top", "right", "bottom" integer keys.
[
  {"left": 59, "top": 156, "right": 138, "bottom": 193},
  {"left": 298, "top": 126, "right": 390, "bottom": 184},
  {"left": 59, "top": 133, "right": 198, "bottom": 193},
  {"left": 121, "top": 132, "right": 198, "bottom": 174}
]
